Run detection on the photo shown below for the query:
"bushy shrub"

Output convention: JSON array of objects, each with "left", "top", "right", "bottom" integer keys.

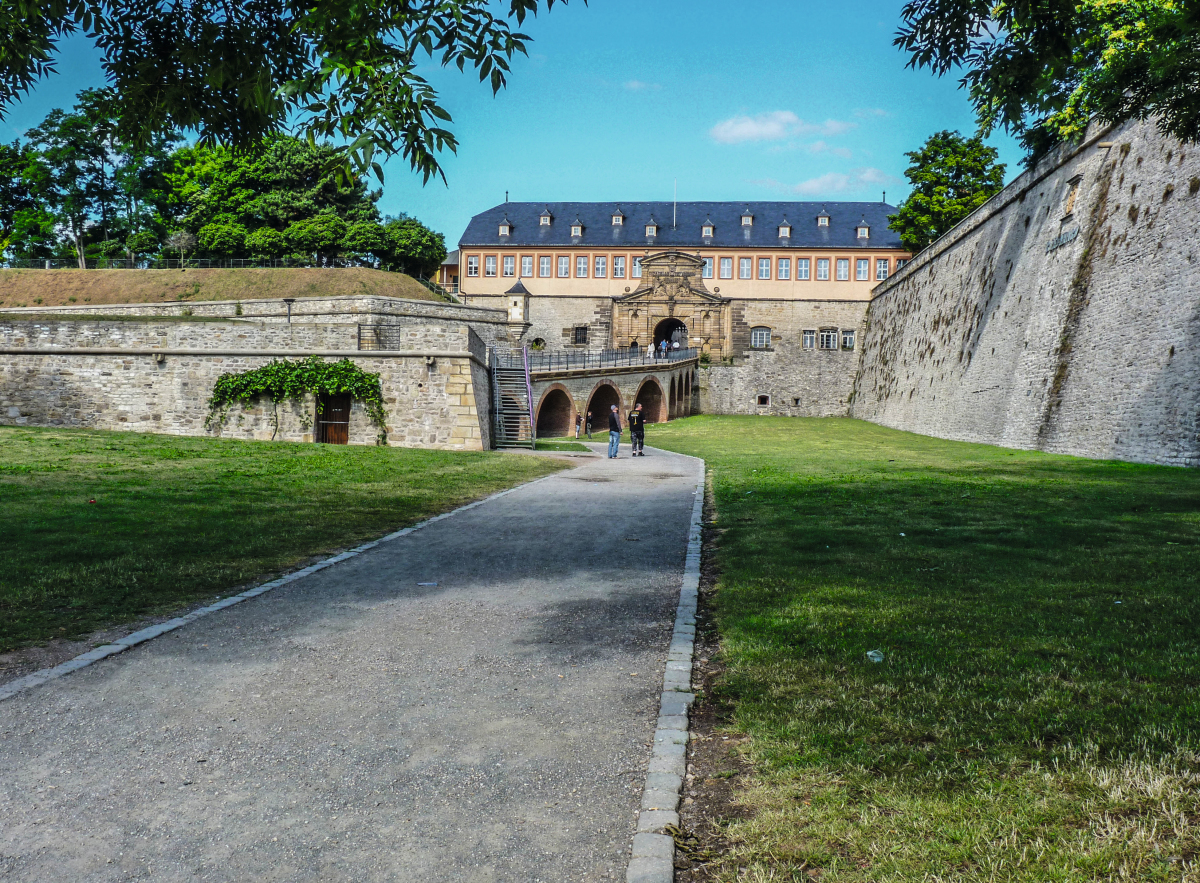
[
  {"left": 197, "top": 221, "right": 248, "bottom": 256},
  {"left": 286, "top": 215, "right": 347, "bottom": 262},
  {"left": 244, "top": 226, "right": 287, "bottom": 259}
]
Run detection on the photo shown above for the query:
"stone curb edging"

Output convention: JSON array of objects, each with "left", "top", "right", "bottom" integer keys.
[
  {"left": 0, "top": 473, "right": 562, "bottom": 704},
  {"left": 627, "top": 454, "right": 705, "bottom": 883}
]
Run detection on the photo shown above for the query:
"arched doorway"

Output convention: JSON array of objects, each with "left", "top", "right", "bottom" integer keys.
[
  {"left": 654, "top": 318, "right": 688, "bottom": 350},
  {"left": 535, "top": 387, "right": 574, "bottom": 438},
  {"left": 668, "top": 376, "right": 678, "bottom": 418},
  {"left": 634, "top": 378, "right": 666, "bottom": 423},
  {"left": 682, "top": 371, "right": 693, "bottom": 416},
  {"left": 585, "top": 382, "right": 622, "bottom": 428}
]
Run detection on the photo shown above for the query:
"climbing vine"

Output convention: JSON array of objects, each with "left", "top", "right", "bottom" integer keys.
[{"left": 206, "top": 356, "right": 388, "bottom": 443}]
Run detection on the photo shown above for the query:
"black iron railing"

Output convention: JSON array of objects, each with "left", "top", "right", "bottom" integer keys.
[{"left": 492, "top": 346, "right": 698, "bottom": 373}]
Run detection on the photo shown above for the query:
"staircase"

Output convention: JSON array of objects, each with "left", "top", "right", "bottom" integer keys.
[{"left": 491, "top": 349, "right": 535, "bottom": 449}]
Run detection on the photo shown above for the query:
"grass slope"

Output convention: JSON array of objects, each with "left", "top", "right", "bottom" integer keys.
[
  {"left": 650, "top": 416, "right": 1200, "bottom": 883},
  {"left": 0, "top": 427, "right": 565, "bottom": 652},
  {"left": 0, "top": 267, "right": 443, "bottom": 308}
]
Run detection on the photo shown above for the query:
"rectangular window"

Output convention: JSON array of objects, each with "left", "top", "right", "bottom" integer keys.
[
  {"left": 802, "top": 329, "right": 816, "bottom": 349},
  {"left": 856, "top": 258, "right": 869, "bottom": 281},
  {"left": 876, "top": 258, "right": 889, "bottom": 281},
  {"left": 739, "top": 257, "right": 752, "bottom": 279},
  {"left": 797, "top": 258, "right": 810, "bottom": 280},
  {"left": 576, "top": 255, "right": 588, "bottom": 278},
  {"left": 521, "top": 255, "right": 533, "bottom": 277},
  {"left": 632, "top": 257, "right": 642, "bottom": 278},
  {"left": 750, "top": 327, "right": 771, "bottom": 348},
  {"left": 613, "top": 256, "right": 626, "bottom": 278},
  {"left": 702, "top": 257, "right": 713, "bottom": 279},
  {"left": 896, "top": 258, "right": 909, "bottom": 270},
  {"left": 539, "top": 256, "right": 551, "bottom": 277},
  {"left": 502, "top": 255, "right": 515, "bottom": 277},
  {"left": 777, "top": 258, "right": 791, "bottom": 280},
  {"left": 466, "top": 255, "right": 479, "bottom": 277},
  {"left": 757, "top": 258, "right": 771, "bottom": 280},
  {"left": 557, "top": 256, "right": 570, "bottom": 278},
  {"left": 484, "top": 255, "right": 497, "bottom": 277},
  {"left": 819, "top": 328, "right": 838, "bottom": 349},
  {"left": 842, "top": 329, "right": 856, "bottom": 350},
  {"left": 573, "top": 325, "right": 588, "bottom": 345},
  {"left": 595, "top": 255, "right": 607, "bottom": 277},
  {"left": 719, "top": 257, "right": 733, "bottom": 279},
  {"left": 816, "top": 258, "right": 830, "bottom": 280},
  {"left": 836, "top": 258, "right": 850, "bottom": 281}
]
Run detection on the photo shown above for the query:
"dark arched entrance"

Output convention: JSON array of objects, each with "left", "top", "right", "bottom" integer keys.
[
  {"left": 668, "top": 376, "right": 678, "bottom": 418},
  {"left": 586, "top": 383, "right": 622, "bottom": 427},
  {"left": 654, "top": 318, "right": 688, "bottom": 349},
  {"left": 634, "top": 378, "right": 666, "bottom": 423},
  {"left": 535, "top": 387, "right": 573, "bottom": 438}
]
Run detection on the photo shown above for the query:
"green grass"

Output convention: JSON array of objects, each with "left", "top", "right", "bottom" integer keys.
[
  {"left": 650, "top": 416, "right": 1200, "bottom": 883},
  {"left": 0, "top": 427, "right": 566, "bottom": 651},
  {"left": 535, "top": 438, "right": 591, "bottom": 452}
]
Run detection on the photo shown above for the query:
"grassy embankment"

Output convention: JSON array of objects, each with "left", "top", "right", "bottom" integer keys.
[
  {"left": 0, "top": 267, "right": 444, "bottom": 308},
  {"left": 0, "top": 427, "right": 566, "bottom": 652},
  {"left": 650, "top": 416, "right": 1200, "bottom": 883}
]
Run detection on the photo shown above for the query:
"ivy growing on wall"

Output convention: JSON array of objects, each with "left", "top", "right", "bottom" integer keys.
[{"left": 206, "top": 356, "right": 388, "bottom": 443}]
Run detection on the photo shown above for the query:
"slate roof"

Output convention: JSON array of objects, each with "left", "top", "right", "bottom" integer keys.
[{"left": 459, "top": 201, "right": 902, "bottom": 250}]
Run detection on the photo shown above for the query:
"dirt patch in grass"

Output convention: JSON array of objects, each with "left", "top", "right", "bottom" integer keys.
[{"left": 0, "top": 267, "right": 444, "bottom": 308}]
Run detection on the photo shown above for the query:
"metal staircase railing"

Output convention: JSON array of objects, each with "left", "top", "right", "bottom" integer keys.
[{"left": 489, "top": 347, "right": 535, "bottom": 449}]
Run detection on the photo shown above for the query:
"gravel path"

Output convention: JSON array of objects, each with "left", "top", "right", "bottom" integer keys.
[{"left": 0, "top": 448, "right": 700, "bottom": 883}]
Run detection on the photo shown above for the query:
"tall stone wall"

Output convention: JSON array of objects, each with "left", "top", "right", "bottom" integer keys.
[{"left": 851, "top": 117, "right": 1200, "bottom": 467}]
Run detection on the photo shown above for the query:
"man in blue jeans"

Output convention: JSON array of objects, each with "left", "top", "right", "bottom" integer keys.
[{"left": 607, "top": 404, "right": 622, "bottom": 458}]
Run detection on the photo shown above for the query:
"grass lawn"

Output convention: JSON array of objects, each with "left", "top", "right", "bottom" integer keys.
[
  {"left": 0, "top": 427, "right": 566, "bottom": 652},
  {"left": 650, "top": 416, "right": 1200, "bottom": 883},
  {"left": 535, "top": 438, "right": 591, "bottom": 452}
]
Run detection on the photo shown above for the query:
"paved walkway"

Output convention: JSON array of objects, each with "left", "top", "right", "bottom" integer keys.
[{"left": 0, "top": 449, "right": 700, "bottom": 883}]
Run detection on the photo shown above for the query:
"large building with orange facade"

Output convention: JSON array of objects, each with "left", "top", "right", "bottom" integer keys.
[{"left": 450, "top": 201, "right": 910, "bottom": 415}]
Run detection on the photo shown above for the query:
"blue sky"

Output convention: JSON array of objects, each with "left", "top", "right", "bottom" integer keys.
[{"left": 0, "top": 0, "right": 1022, "bottom": 245}]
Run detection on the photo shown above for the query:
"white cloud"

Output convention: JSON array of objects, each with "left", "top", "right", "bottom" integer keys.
[
  {"left": 790, "top": 167, "right": 895, "bottom": 196},
  {"left": 624, "top": 79, "right": 662, "bottom": 91},
  {"left": 808, "top": 140, "right": 853, "bottom": 159},
  {"left": 709, "top": 111, "right": 856, "bottom": 144}
]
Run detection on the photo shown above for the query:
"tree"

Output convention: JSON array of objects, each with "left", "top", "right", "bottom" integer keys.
[
  {"left": 888, "top": 131, "right": 1006, "bottom": 254},
  {"left": 198, "top": 221, "right": 248, "bottom": 257},
  {"left": 245, "top": 227, "right": 287, "bottom": 260},
  {"left": 0, "top": 141, "right": 48, "bottom": 259},
  {"left": 896, "top": 0, "right": 1200, "bottom": 160},
  {"left": 381, "top": 216, "right": 447, "bottom": 277},
  {"left": 285, "top": 215, "right": 347, "bottom": 263},
  {"left": 0, "top": 0, "right": 573, "bottom": 182},
  {"left": 165, "top": 230, "right": 197, "bottom": 264},
  {"left": 342, "top": 221, "right": 387, "bottom": 263}
]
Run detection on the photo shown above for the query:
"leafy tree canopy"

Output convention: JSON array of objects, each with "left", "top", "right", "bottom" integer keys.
[
  {"left": 888, "top": 130, "right": 1006, "bottom": 253},
  {"left": 896, "top": 0, "right": 1200, "bottom": 160},
  {"left": 0, "top": 0, "right": 572, "bottom": 182}
]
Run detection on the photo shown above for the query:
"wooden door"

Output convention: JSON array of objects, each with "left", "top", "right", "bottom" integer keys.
[{"left": 317, "top": 393, "right": 351, "bottom": 444}]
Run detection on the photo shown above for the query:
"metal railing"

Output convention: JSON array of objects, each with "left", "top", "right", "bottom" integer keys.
[
  {"left": 2, "top": 257, "right": 418, "bottom": 271},
  {"left": 492, "top": 346, "right": 698, "bottom": 373}
]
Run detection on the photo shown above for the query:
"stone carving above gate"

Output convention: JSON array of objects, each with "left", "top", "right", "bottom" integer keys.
[{"left": 611, "top": 250, "right": 730, "bottom": 357}]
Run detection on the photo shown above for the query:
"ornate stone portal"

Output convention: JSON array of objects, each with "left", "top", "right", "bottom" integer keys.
[{"left": 610, "top": 250, "right": 730, "bottom": 357}]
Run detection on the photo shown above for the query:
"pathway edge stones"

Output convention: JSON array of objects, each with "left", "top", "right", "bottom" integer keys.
[
  {"left": 0, "top": 472, "right": 563, "bottom": 704},
  {"left": 627, "top": 451, "right": 704, "bottom": 883}
]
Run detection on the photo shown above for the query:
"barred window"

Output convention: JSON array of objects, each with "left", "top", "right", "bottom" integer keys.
[
  {"left": 819, "top": 328, "right": 838, "bottom": 350},
  {"left": 573, "top": 325, "right": 588, "bottom": 345}
]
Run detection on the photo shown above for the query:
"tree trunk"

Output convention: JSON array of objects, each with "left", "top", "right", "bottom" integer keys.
[{"left": 73, "top": 221, "right": 86, "bottom": 270}]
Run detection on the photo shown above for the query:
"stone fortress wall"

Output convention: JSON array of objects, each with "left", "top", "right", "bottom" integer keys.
[
  {"left": 0, "top": 295, "right": 507, "bottom": 450},
  {"left": 850, "top": 117, "right": 1200, "bottom": 467}
]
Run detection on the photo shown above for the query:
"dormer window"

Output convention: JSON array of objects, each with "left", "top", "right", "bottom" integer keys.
[
  {"left": 570, "top": 222, "right": 583, "bottom": 237},
  {"left": 612, "top": 212, "right": 624, "bottom": 226},
  {"left": 702, "top": 224, "right": 714, "bottom": 237},
  {"left": 498, "top": 222, "right": 511, "bottom": 236},
  {"left": 857, "top": 225, "right": 870, "bottom": 239},
  {"left": 539, "top": 208, "right": 553, "bottom": 227},
  {"left": 741, "top": 212, "right": 753, "bottom": 226},
  {"left": 778, "top": 224, "right": 791, "bottom": 238},
  {"left": 817, "top": 214, "right": 830, "bottom": 227},
  {"left": 645, "top": 223, "right": 658, "bottom": 237}
]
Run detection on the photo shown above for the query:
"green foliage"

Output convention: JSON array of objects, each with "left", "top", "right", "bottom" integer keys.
[
  {"left": 897, "top": 0, "right": 1200, "bottom": 160},
  {"left": 285, "top": 215, "right": 348, "bottom": 262},
  {"left": 125, "top": 229, "right": 159, "bottom": 259},
  {"left": 207, "top": 356, "right": 388, "bottom": 443},
  {"left": 382, "top": 215, "right": 447, "bottom": 277},
  {"left": 244, "top": 226, "right": 287, "bottom": 259},
  {"left": 0, "top": 0, "right": 574, "bottom": 182},
  {"left": 342, "top": 220, "right": 386, "bottom": 259},
  {"left": 889, "top": 131, "right": 1006, "bottom": 253},
  {"left": 197, "top": 221, "right": 248, "bottom": 257}
]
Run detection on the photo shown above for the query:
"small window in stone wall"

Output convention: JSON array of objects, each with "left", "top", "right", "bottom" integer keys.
[
  {"left": 573, "top": 325, "right": 589, "bottom": 345},
  {"left": 802, "top": 329, "right": 816, "bottom": 349},
  {"left": 756, "top": 394, "right": 770, "bottom": 406},
  {"left": 842, "top": 329, "right": 856, "bottom": 350},
  {"left": 819, "top": 328, "right": 838, "bottom": 350},
  {"left": 750, "top": 326, "right": 771, "bottom": 348},
  {"left": 530, "top": 338, "right": 546, "bottom": 350}
]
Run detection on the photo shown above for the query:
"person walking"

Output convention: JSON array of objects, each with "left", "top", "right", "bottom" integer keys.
[
  {"left": 575, "top": 412, "right": 582, "bottom": 439},
  {"left": 629, "top": 403, "right": 646, "bottom": 457},
  {"left": 585, "top": 410, "right": 593, "bottom": 439},
  {"left": 607, "top": 404, "right": 622, "bottom": 459}
]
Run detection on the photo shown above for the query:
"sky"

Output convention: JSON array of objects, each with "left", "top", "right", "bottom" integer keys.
[{"left": 0, "top": 0, "right": 1023, "bottom": 246}]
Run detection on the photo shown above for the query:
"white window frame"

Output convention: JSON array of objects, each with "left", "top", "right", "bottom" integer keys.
[
  {"left": 797, "top": 258, "right": 810, "bottom": 280},
  {"left": 613, "top": 256, "right": 626, "bottom": 278},
  {"left": 632, "top": 257, "right": 642, "bottom": 278},
  {"left": 741, "top": 214, "right": 753, "bottom": 226},
  {"left": 819, "top": 328, "right": 838, "bottom": 350},
  {"left": 594, "top": 255, "right": 607, "bottom": 278},
  {"left": 842, "top": 329, "right": 856, "bottom": 350},
  {"left": 540, "top": 215, "right": 551, "bottom": 226},
  {"left": 557, "top": 256, "right": 570, "bottom": 278},
  {"left": 857, "top": 226, "right": 870, "bottom": 239},
  {"left": 817, "top": 215, "right": 829, "bottom": 227},
  {"left": 612, "top": 214, "right": 623, "bottom": 226},
  {"left": 738, "top": 257, "right": 752, "bottom": 280},
  {"left": 816, "top": 258, "right": 830, "bottom": 281},
  {"left": 502, "top": 256, "right": 515, "bottom": 277},
  {"left": 836, "top": 258, "right": 850, "bottom": 281},
  {"left": 521, "top": 255, "right": 533, "bottom": 277},
  {"left": 802, "top": 329, "right": 816, "bottom": 349},
  {"left": 571, "top": 225, "right": 582, "bottom": 237},
  {"left": 466, "top": 255, "right": 479, "bottom": 277},
  {"left": 757, "top": 258, "right": 771, "bottom": 280},
  {"left": 484, "top": 255, "right": 497, "bottom": 277},
  {"left": 750, "top": 326, "right": 771, "bottom": 348},
  {"left": 719, "top": 257, "right": 733, "bottom": 279},
  {"left": 702, "top": 257, "right": 713, "bottom": 279},
  {"left": 576, "top": 255, "right": 588, "bottom": 278},
  {"left": 896, "top": 258, "right": 909, "bottom": 269},
  {"left": 498, "top": 224, "right": 510, "bottom": 236},
  {"left": 539, "top": 256, "right": 552, "bottom": 278},
  {"left": 777, "top": 258, "right": 791, "bottom": 280},
  {"left": 856, "top": 258, "right": 869, "bottom": 281},
  {"left": 702, "top": 225, "right": 714, "bottom": 237},
  {"left": 778, "top": 225, "right": 791, "bottom": 238},
  {"left": 876, "top": 258, "right": 889, "bottom": 281},
  {"left": 645, "top": 224, "right": 657, "bottom": 237}
]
